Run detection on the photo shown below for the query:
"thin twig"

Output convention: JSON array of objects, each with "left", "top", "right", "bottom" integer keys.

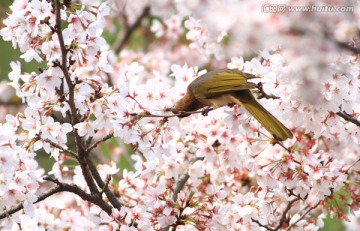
[
  {"left": 100, "top": 175, "right": 112, "bottom": 196},
  {"left": 251, "top": 198, "right": 299, "bottom": 231},
  {"left": 275, "top": 198, "right": 299, "bottom": 230},
  {"left": 91, "top": 148, "right": 123, "bottom": 180},
  {"left": 251, "top": 218, "right": 275, "bottom": 231},
  {"left": 274, "top": 140, "right": 293, "bottom": 154},
  {"left": 345, "top": 157, "right": 360, "bottom": 174},
  {"left": 131, "top": 107, "right": 215, "bottom": 119},
  {"left": 286, "top": 201, "right": 322, "bottom": 231},
  {"left": 86, "top": 133, "right": 114, "bottom": 152},
  {"left": 43, "top": 138, "right": 78, "bottom": 158},
  {"left": 166, "top": 158, "right": 205, "bottom": 231}
]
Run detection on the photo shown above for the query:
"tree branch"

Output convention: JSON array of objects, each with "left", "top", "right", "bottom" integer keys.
[
  {"left": 172, "top": 173, "right": 190, "bottom": 202},
  {"left": 54, "top": 0, "right": 78, "bottom": 125},
  {"left": 251, "top": 218, "right": 276, "bottom": 231},
  {"left": 91, "top": 148, "right": 123, "bottom": 180},
  {"left": 54, "top": 0, "right": 99, "bottom": 195},
  {"left": 336, "top": 111, "right": 360, "bottom": 127},
  {"left": 86, "top": 133, "right": 114, "bottom": 152},
  {"left": 324, "top": 28, "right": 360, "bottom": 54},
  {"left": 335, "top": 41, "right": 360, "bottom": 54},
  {"left": 286, "top": 200, "right": 322, "bottom": 231},
  {"left": 275, "top": 198, "right": 299, "bottom": 230},
  {"left": 345, "top": 157, "right": 360, "bottom": 174},
  {"left": 0, "top": 185, "right": 63, "bottom": 219},
  {"left": 131, "top": 106, "right": 215, "bottom": 119},
  {"left": 85, "top": 156, "right": 122, "bottom": 210},
  {"left": 251, "top": 198, "right": 299, "bottom": 231},
  {"left": 172, "top": 157, "right": 204, "bottom": 202},
  {"left": 43, "top": 176, "right": 113, "bottom": 214},
  {"left": 43, "top": 138, "right": 78, "bottom": 158},
  {"left": 113, "top": 5, "right": 151, "bottom": 55},
  {"left": 0, "top": 178, "right": 113, "bottom": 220}
]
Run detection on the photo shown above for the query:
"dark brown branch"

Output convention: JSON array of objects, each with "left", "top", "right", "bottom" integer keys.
[
  {"left": 0, "top": 186, "right": 63, "bottom": 219},
  {"left": 86, "top": 133, "right": 114, "bottom": 152},
  {"left": 251, "top": 198, "right": 299, "bottom": 231},
  {"left": 336, "top": 41, "right": 360, "bottom": 54},
  {"left": 286, "top": 200, "right": 322, "bottom": 231},
  {"left": 85, "top": 156, "right": 122, "bottom": 210},
  {"left": 77, "top": 156, "right": 100, "bottom": 194},
  {"left": 54, "top": 0, "right": 78, "bottom": 125},
  {"left": 43, "top": 138, "right": 78, "bottom": 158},
  {"left": 43, "top": 176, "right": 112, "bottom": 214},
  {"left": 287, "top": 189, "right": 308, "bottom": 201},
  {"left": 50, "top": 112, "right": 65, "bottom": 123},
  {"left": 273, "top": 140, "right": 293, "bottom": 154},
  {"left": 251, "top": 218, "right": 275, "bottom": 231},
  {"left": 91, "top": 148, "right": 123, "bottom": 180},
  {"left": 100, "top": 175, "right": 112, "bottom": 195},
  {"left": 323, "top": 27, "right": 360, "bottom": 54},
  {"left": 113, "top": 6, "right": 151, "bottom": 55},
  {"left": 336, "top": 111, "right": 360, "bottom": 126},
  {"left": 0, "top": 179, "right": 113, "bottom": 220},
  {"left": 54, "top": 0, "right": 99, "bottom": 195},
  {"left": 275, "top": 198, "right": 299, "bottom": 230},
  {"left": 105, "top": 72, "right": 113, "bottom": 87}
]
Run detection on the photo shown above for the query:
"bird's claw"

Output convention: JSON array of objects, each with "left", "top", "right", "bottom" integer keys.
[
  {"left": 227, "top": 102, "right": 236, "bottom": 108},
  {"left": 201, "top": 106, "right": 212, "bottom": 116}
]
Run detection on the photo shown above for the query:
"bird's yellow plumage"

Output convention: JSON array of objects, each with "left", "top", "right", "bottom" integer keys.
[{"left": 172, "top": 69, "right": 293, "bottom": 140}]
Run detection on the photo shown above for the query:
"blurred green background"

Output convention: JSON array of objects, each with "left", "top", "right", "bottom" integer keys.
[{"left": 0, "top": 1, "right": 39, "bottom": 80}]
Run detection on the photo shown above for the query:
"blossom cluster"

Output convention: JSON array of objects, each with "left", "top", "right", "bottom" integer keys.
[{"left": 0, "top": 0, "right": 359, "bottom": 230}]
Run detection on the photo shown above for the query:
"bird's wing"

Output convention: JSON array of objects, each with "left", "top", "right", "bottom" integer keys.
[{"left": 190, "top": 69, "right": 258, "bottom": 99}]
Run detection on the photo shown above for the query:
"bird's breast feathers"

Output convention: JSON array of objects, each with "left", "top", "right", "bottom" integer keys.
[{"left": 197, "top": 94, "right": 234, "bottom": 108}]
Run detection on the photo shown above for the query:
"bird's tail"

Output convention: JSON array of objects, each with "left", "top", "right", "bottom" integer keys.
[{"left": 230, "top": 91, "right": 293, "bottom": 141}]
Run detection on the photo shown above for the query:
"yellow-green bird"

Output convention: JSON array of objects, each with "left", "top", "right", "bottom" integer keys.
[{"left": 171, "top": 69, "right": 293, "bottom": 141}]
